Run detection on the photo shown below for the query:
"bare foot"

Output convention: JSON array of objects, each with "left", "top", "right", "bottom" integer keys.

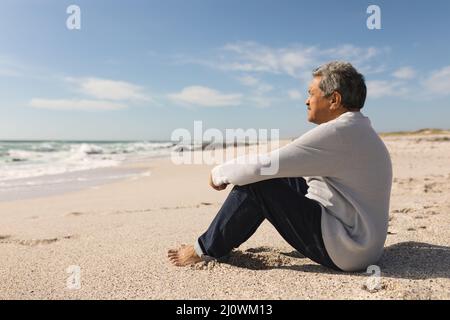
[{"left": 168, "top": 244, "right": 202, "bottom": 266}]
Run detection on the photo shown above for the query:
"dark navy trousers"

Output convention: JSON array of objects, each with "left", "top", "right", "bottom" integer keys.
[{"left": 197, "top": 177, "right": 340, "bottom": 270}]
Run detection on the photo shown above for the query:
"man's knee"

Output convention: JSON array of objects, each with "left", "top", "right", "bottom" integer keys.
[
  {"left": 243, "top": 179, "right": 281, "bottom": 194},
  {"left": 231, "top": 181, "right": 263, "bottom": 195}
]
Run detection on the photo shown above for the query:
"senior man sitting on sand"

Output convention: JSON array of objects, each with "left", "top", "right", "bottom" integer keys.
[{"left": 168, "top": 61, "right": 393, "bottom": 272}]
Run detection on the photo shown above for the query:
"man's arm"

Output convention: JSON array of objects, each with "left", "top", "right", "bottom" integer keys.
[{"left": 210, "top": 123, "right": 345, "bottom": 187}]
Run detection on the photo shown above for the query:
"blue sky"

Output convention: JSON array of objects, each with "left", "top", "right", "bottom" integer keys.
[{"left": 1, "top": 0, "right": 450, "bottom": 140}]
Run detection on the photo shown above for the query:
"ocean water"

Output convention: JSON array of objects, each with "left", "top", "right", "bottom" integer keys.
[{"left": 0, "top": 140, "right": 176, "bottom": 201}]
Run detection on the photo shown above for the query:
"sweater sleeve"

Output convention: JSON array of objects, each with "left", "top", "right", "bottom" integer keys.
[{"left": 211, "top": 123, "right": 345, "bottom": 186}]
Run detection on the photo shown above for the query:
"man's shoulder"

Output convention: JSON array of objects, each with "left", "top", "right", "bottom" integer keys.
[{"left": 292, "top": 122, "right": 342, "bottom": 148}]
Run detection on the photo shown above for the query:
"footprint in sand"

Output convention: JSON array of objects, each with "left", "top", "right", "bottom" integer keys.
[
  {"left": 423, "top": 182, "right": 442, "bottom": 193},
  {"left": 245, "top": 246, "right": 275, "bottom": 254},
  {"left": 111, "top": 202, "right": 220, "bottom": 215},
  {"left": 392, "top": 208, "right": 415, "bottom": 214},
  {"left": 395, "top": 178, "right": 408, "bottom": 185},
  {"left": 67, "top": 211, "right": 85, "bottom": 217},
  {"left": 164, "top": 202, "right": 217, "bottom": 209},
  {"left": 17, "top": 238, "right": 59, "bottom": 246},
  {"left": 0, "top": 235, "right": 77, "bottom": 246}
]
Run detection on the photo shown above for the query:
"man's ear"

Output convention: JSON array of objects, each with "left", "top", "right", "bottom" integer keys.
[{"left": 330, "top": 91, "right": 342, "bottom": 109}]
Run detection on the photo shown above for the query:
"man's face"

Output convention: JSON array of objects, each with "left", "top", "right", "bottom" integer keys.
[{"left": 305, "top": 76, "right": 333, "bottom": 124}]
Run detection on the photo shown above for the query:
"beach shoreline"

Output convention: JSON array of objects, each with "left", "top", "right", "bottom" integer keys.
[{"left": 0, "top": 139, "right": 275, "bottom": 202}]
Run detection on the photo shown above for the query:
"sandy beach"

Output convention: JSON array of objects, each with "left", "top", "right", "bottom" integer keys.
[{"left": 0, "top": 133, "right": 449, "bottom": 300}]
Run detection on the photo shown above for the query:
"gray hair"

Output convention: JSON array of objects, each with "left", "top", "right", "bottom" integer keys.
[{"left": 312, "top": 61, "right": 367, "bottom": 110}]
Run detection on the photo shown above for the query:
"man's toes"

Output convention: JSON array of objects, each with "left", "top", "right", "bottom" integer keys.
[
  {"left": 169, "top": 256, "right": 179, "bottom": 264},
  {"left": 168, "top": 250, "right": 178, "bottom": 257},
  {"left": 168, "top": 253, "right": 179, "bottom": 261},
  {"left": 174, "top": 261, "right": 185, "bottom": 267},
  {"left": 169, "top": 254, "right": 178, "bottom": 261},
  {"left": 168, "top": 244, "right": 199, "bottom": 267}
]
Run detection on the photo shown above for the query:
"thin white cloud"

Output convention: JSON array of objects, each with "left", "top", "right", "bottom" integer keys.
[
  {"left": 366, "top": 80, "right": 410, "bottom": 99},
  {"left": 323, "top": 45, "right": 383, "bottom": 63},
  {"left": 364, "top": 66, "right": 450, "bottom": 100},
  {"left": 0, "top": 56, "right": 24, "bottom": 77},
  {"left": 246, "top": 95, "right": 272, "bottom": 108},
  {"left": 198, "top": 42, "right": 388, "bottom": 80},
  {"left": 358, "top": 64, "right": 387, "bottom": 75},
  {"left": 392, "top": 67, "right": 416, "bottom": 79},
  {"left": 29, "top": 77, "right": 155, "bottom": 112},
  {"left": 237, "top": 75, "right": 260, "bottom": 86},
  {"left": 367, "top": 81, "right": 394, "bottom": 98},
  {"left": 254, "top": 83, "right": 273, "bottom": 94},
  {"left": 288, "top": 89, "right": 303, "bottom": 100},
  {"left": 29, "top": 98, "right": 127, "bottom": 111},
  {"left": 236, "top": 74, "right": 275, "bottom": 107},
  {"left": 423, "top": 66, "right": 450, "bottom": 95},
  {"left": 237, "top": 74, "right": 273, "bottom": 92},
  {"left": 0, "top": 67, "right": 21, "bottom": 77},
  {"left": 168, "top": 86, "right": 242, "bottom": 107},
  {"left": 0, "top": 55, "right": 56, "bottom": 80},
  {"left": 221, "top": 42, "right": 314, "bottom": 77},
  {"left": 66, "top": 77, "right": 152, "bottom": 101}
]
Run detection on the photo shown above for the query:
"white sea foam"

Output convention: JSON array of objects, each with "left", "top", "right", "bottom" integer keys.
[{"left": 0, "top": 141, "right": 175, "bottom": 187}]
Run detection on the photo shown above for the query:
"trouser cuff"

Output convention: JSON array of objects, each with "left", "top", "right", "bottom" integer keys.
[{"left": 195, "top": 238, "right": 216, "bottom": 262}]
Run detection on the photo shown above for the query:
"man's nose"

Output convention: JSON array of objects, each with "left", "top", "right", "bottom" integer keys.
[{"left": 305, "top": 98, "right": 310, "bottom": 106}]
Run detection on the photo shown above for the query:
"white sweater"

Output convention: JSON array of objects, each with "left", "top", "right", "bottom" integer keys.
[{"left": 211, "top": 111, "right": 393, "bottom": 271}]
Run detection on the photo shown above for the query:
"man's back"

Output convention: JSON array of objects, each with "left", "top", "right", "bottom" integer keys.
[{"left": 305, "top": 111, "right": 393, "bottom": 271}]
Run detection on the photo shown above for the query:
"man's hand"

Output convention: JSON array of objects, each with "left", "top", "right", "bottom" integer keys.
[{"left": 209, "top": 172, "right": 228, "bottom": 191}]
